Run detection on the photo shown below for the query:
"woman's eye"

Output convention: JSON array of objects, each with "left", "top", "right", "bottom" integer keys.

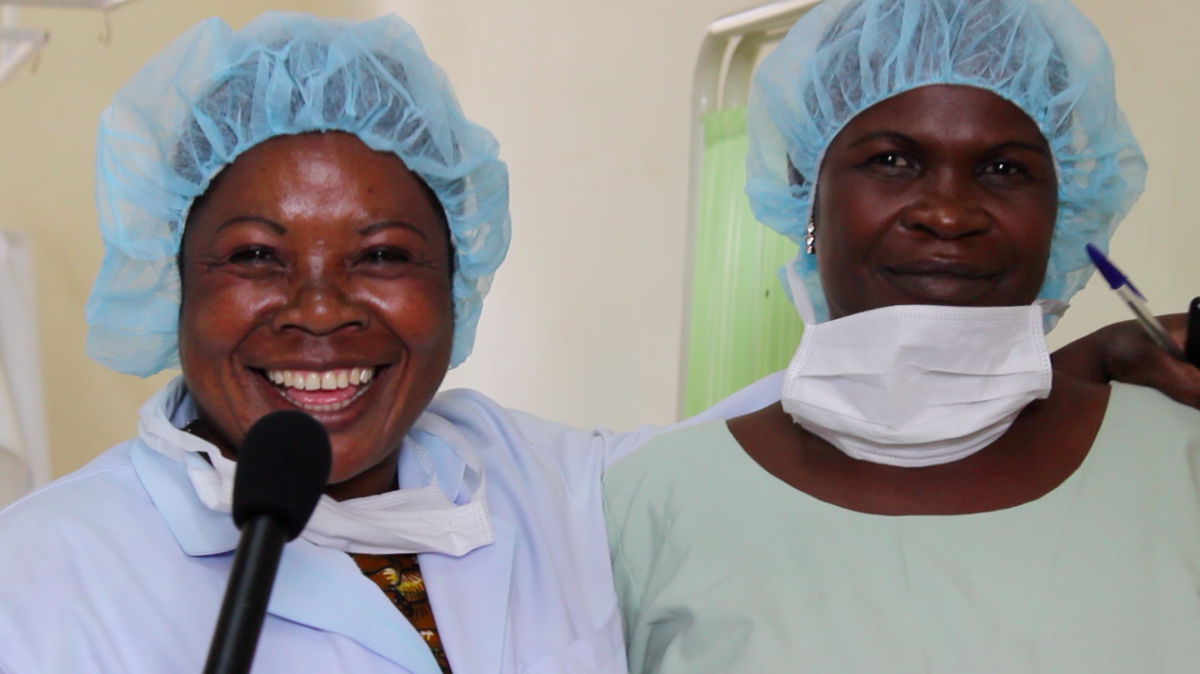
[
  {"left": 981, "top": 161, "right": 1026, "bottom": 177},
  {"left": 228, "top": 247, "right": 279, "bottom": 265},
  {"left": 359, "top": 247, "right": 414, "bottom": 265},
  {"left": 866, "top": 153, "right": 916, "bottom": 172}
]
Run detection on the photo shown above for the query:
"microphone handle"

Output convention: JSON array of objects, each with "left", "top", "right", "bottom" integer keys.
[{"left": 202, "top": 515, "right": 290, "bottom": 674}]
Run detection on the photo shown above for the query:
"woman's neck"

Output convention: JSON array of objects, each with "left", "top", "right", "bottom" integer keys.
[{"left": 728, "top": 371, "right": 1110, "bottom": 516}]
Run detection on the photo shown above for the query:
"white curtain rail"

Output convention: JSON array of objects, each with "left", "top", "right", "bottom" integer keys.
[
  {"left": 0, "top": 26, "right": 47, "bottom": 85},
  {"left": 0, "top": 0, "right": 141, "bottom": 86},
  {"left": 1, "top": 0, "right": 135, "bottom": 8},
  {"left": 707, "top": 0, "right": 817, "bottom": 39},
  {"left": 693, "top": 0, "right": 819, "bottom": 118},
  {"left": 0, "top": 26, "right": 46, "bottom": 43}
]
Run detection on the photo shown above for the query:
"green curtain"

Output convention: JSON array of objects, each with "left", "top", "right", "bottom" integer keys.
[{"left": 683, "top": 107, "right": 803, "bottom": 417}]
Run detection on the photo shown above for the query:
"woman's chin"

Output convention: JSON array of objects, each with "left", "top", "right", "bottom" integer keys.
[
  {"left": 882, "top": 272, "right": 1003, "bottom": 306},
  {"left": 323, "top": 446, "right": 401, "bottom": 499}
]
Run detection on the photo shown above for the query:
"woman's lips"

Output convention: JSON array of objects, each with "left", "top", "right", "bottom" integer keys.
[
  {"left": 883, "top": 262, "right": 999, "bottom": 303},
  {"left": 260, "top": 367, "right": 377, "bottom": 412}
]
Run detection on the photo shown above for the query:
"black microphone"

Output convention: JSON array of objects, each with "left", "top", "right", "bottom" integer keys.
[{"left": 202, "top": 410, "right": 332, "bottom": 674}]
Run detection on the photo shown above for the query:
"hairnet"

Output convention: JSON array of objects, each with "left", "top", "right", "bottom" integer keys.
[
  {"left": 86, "top": 12, "right": 510, "bottom": 376},
  {"left": 746, "top": 0, "right": 1146, "bottom": 326}
]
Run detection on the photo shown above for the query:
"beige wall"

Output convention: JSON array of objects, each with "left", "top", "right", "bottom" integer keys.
[
  {"left": 2, "top": 0, "right": 1198, "bottom": 477},
  {"left": 1045, "top": 0, "right": 1200, "bottom": 351},
  {"left": 375, "top": 0, "right": 764, "bottom": 433},
  {"left": 0, "top": 0, "right": 323, "bottom": 477}
]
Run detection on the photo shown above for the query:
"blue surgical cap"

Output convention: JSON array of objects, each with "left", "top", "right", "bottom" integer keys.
[
  {"left": 746, "top": 0, "right": 1146, "bottom": 326},
  {"left": 86, "top": 12, "right": 510, "bottom": 376}
]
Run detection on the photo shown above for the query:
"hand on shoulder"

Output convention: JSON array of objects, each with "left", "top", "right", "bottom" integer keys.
[{"left": 1054, "top": 314, "right": 1200, "bottom": 409}]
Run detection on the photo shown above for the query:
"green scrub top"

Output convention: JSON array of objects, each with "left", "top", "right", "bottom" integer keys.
[{"left": 605, "top": 383, "right": 1200, "bottom": 674}]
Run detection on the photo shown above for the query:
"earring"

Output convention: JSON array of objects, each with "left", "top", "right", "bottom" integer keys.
[{"left": 805, "top": 215, "right": 816, "bottom": 255}]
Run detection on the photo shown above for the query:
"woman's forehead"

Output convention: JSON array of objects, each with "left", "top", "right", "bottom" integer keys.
[
  {"left": 224, "top": 133, "right": 410, "bottom": 186},
  {"left": 832, "top": 85, "right": 1049, "bottom": 152},
  {"left": 194, "top": 133, "right": 439, "bottom": 224}
]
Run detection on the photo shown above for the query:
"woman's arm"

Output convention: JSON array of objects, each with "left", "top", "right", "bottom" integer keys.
[{"left": 1052, "top": 313, "right": 1200, "bottom": 409}]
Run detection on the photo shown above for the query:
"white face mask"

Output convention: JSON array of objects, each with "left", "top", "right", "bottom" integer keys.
[
  {"left": 138, "top": 389, "right": 495, "bottom": 557},
  {"left": 780, "top": 259, "right": 1062, "bottom": 468}
]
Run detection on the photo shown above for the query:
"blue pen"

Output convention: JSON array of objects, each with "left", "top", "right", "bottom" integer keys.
[{"left": 1086, "top": 243, "right": 1186, "bottom": 360}]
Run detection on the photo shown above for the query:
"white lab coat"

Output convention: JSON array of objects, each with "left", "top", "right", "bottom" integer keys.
[{"left": 0, "top": 375, "right": 781, "bottom": 674}]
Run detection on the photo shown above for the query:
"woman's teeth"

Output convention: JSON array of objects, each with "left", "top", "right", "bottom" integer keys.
[
  {"left": 261, "top": 367, "right": 376, "bottom": 413},
  {"left": 265, "top": 367, "right": 374, "bottom": 391}
]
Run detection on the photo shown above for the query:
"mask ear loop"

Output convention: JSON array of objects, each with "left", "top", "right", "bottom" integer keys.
[
  {"left": 784, "top": 254, "right": 819, "bottom": 326},
  {"left": 1036, "top": 298, "right": 1069, "bottom": 318}
]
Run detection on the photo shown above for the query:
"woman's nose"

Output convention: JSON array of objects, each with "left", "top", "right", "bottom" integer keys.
[
  {"left": 273, "top": 278, "right": 369, "bottom": 336},
  {"left": 901, "top": 176, "right": 991, "bottom": 240}
]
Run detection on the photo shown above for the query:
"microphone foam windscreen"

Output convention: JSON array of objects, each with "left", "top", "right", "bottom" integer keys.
[{"left": 232, "top": 410, "right": 332, "bottom": 540}]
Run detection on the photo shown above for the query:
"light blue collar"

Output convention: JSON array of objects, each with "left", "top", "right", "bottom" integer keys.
[
  {"left": 399, "top": 425, "right": 467, "bottom": 503},
  {"left": 131, "top": 439, "right": 238, "bottom": 554},
  {"left": 129, "top": 380, "right": 456, "bottom": 674},
  {"left": 131, "top": 444, "right": 442, "bottom": 673}
]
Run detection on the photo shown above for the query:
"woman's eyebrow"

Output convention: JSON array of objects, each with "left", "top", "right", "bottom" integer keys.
[
  {"left": 989, "top": 140, "right": 1051, "bottom": 156},
  {"left": 845, "top": 130, "right": 917, "bottom": 149},
  {"left": 358, "top": 220, "right": 429, "bottom": 240},
  {"left": 215, "top": 216, "right": 287, "bottom": 234}
]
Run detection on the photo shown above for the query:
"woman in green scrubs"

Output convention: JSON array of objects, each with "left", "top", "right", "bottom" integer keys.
[{"left": 606, "top": 0, "right": 1200, "bottom": 671}]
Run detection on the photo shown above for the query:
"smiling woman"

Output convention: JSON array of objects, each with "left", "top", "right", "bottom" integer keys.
[
  {"left": 0, "top": 12, "right": 646, "bottom": 674},
  {"left": 177, "top": 133, "right": 456, "bottom": 500}
]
